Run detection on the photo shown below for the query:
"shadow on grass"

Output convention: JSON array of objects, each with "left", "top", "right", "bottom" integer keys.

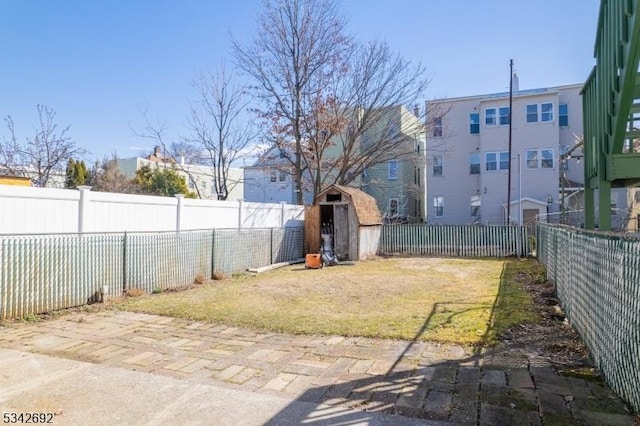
[{"left": 262, "top": 259, "right": 541, "bottom": 424}]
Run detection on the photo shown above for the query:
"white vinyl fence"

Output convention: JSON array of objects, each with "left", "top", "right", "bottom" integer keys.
[{"left": 0, "top": 185, "right": 304, "bottom": 234}]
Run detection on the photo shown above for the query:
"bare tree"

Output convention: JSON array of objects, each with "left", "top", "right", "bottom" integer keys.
[
  {"left": 1, "top": 105, "right": 87, "bottom": 186},
  {"left": 233, "top": 0, "right": 351, "bottom": 204},
  {"left": 187, "top": 66, "right": 256, "bottom": 200},
  {"left": 234, "top": 0, "right": 432, "bottom": 203},
  {"left": 87, "top": 155, "right": 139, "bottom": 194}
]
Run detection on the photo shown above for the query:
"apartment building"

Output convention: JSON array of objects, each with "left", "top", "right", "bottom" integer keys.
[{"left": 426, "top": 82, "right": 591, "bottom": 226}]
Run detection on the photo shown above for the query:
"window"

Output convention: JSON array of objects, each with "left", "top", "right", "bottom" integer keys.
[
  {"left": 526, "top": 150, "right": 539, "bottom": 168},
  {"left": 270, "top": 170, "right": 277, "bottom": 182},
  {"left": 389, "top": 198, "right": 399, "bottom": 216},
  {"left": 433, "top": 196, "right": 444, "bottom": 218},
  {"left": 526, "top": 104, "right": 538, "bottom": 123},
  {"left": 526, "top": 149, "right": 554, "bottom": 169},
  {"left": 414, "top": 167, "right": 421, "bottom": 186},
  {"left": 499, "top": 107, "right": 510, "bottom": 125},
  {"left": 559, "top": 103, "right": 568, "bottom": 126},
  {"left": 432, "top": 117, "right": 443, "bottom": 137},
  {"left": 485, "top": 108, "right": 496, "bottom": 126},
  {"left": 469, "top": 113, "right": 480, "bottom": 134},
  {"left": 433, "top": 155, "right": 443, "bottom": 176},
  {"left": 471, "top": 195, "right": 481, "bottom": 218},
  {"left": 469, "top": 153, "right": 480, "bottom": 174},
  {"left": 526, "top": 103, "right": 554, "bottom": 122},
  {"left": 485, "top": 151, "right": 509, "bottom": 171},
  {"left": 541, "top": 149, "right": 554, "bottom": 168},
  {"left": 541, "top": 103, "right": 553, "bottom": 121},
  {"left": 388, "top": 160, "right": 398, "bottom": 180},
  {"left": 278, "top": 170, "right": 286, "bottom": 182}
]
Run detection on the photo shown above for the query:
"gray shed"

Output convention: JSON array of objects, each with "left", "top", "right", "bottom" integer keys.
[{"left": 304, "top": 185, "right": 382, "bottom": 261}]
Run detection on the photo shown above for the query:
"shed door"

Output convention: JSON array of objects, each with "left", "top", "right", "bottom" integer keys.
[
  {"left": 304, "top": 205, "right": 321, "bottom": 254},
  {"left": 334, "top": 204, "right": 349, "bottom": 260}
]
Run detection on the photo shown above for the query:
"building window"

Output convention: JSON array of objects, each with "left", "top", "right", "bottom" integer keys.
[
  {"left": 432, "top": 117, "right": 443, "bottom": 137},
  {"left": 389, "top": 198, "right": 399, "bottom": 216},
  {"left": 471, "top": 195, "right": 481, "bottom": 218},
  {"left": 526, "top": 103, "right": 554, "bottom": 123},
  {"left": 470, "top": 153, "right": 480, "bottom": 175},
  {"left": 433, "top": 196, "right": 444, "bottom": 218},
  {"left": 541, "top": 103, "right": 553, "bottom": 121},
  {"left": 559, "top": 103, "right": 568, "bottom": 126},
  {"left": 526, "top": 104, "right": 538, "bottom": 123},
  {"left": 499, "top": 107, "right": 510, "bottom": 125},
  {"left": 279, "top": 170, "right": 286, "bottom": 182},
  {"left": 414, "top": 166, "right": 421, "bottom": 186},
  {"left": 526, "top": 149, "right": 554, "bottom": 169},
  {"left": 485, "top": 151, "right": 509, "bottom": 171},
  {"left": 433, "top": 155, "right": 443, "bottom": 176},
  {"left": 541, "top": 149, "right": 554, "bottom": 168},
  {"left": 469, "top": 113, "right": 480, "bottom": 134},
  {"left": 485, "top": 108, "right": 496, "bottom": 126},
  {"left": 388, "top": 160, "right": 398, "bottom": 180},
  {"left": 270, "top": 170, "right": 277, "bottom": 182}
]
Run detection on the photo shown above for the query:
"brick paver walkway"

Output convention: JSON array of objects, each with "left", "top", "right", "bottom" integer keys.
[{"left": 0, "top": 311, "right": 635, "bottom": 425}]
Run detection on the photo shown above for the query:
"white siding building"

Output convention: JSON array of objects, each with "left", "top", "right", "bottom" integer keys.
[
  {"left": 117, "top": 147, "right": 244, "bottom": 201},
  {"left": 425, "top": 82, "right": 628, "bottom": 227}
]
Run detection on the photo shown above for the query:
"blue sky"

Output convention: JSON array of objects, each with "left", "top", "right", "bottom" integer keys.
[{"left": 0, "top": 0, "right": 600, "bottom": 163}]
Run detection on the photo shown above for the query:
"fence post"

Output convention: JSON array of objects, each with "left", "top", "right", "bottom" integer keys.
[
  {"left": 175, "top": 194, "right": 185, "bottom": 231},
  {"left": 211, "top": 229, "right": 216, "bottom": 278},
  {"left": 238, "top": 199, "right": 244, "bottom": 229},
  {"left": 122, "top": 231, "right": 128, "bottom": 293},
  {"left": 77, "top": 186, "right": 92, "bottom": 233}
]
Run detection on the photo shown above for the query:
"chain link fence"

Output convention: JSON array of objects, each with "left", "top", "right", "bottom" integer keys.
[
  {"left": 0, "top": 227, "right": 304, "bottom": 320},
  {"left": 379, "top": 224, "right": 530, "bottom": 257},
  {"left": 537, "top": 223, "right": 640, "bottom": 413}
]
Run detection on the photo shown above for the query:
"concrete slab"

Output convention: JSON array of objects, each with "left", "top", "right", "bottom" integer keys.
[{"left": 0, "top": 349, "right": 431, "bottom": 426}]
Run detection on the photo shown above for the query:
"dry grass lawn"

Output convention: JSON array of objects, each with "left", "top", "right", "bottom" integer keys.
[{"left": 116, "top": 257, "right": 543, "bottom": 345}]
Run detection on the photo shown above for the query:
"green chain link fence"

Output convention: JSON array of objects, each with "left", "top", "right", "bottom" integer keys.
[
  {"left": 379, "top": 224, "right": 530, "bottom": 257},
  {"left": 537, "top": 223, "right": 640, "bottom": 413},
  {"left": 0, "top": 227, "right": 304, "bottom": 320}
]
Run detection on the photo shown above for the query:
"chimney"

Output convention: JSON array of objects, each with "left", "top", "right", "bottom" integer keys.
[
  {"left": 413, "top": 104, "right": 420, "bottom": 117},
  {"left": 512, "top": 73, "right": 519, "bottom": 92},
  {"left": 154, "top": 145, "right": 161, "bottom": 156}
]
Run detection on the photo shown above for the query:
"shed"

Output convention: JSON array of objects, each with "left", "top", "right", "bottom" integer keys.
[{"left": 304, "top": 185, "right": 382, "bottom": 261}]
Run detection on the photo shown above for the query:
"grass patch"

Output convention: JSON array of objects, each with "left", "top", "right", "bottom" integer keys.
[{"left": 115, "top": 257, "right": 541, "bottom": 345}]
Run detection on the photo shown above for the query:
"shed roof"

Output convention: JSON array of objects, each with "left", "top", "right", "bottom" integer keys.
[{"left": 316, "top": 185, "right": 382, "bottom": 226}]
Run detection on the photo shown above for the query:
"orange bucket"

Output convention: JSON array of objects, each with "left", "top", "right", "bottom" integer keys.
[{"left": 305, "top": 253, "right": 323, "bottom": 269}]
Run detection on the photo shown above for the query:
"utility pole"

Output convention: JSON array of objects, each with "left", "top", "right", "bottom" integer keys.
[{"left": 506, "top": 59, "right": 514, "bottom": 225}]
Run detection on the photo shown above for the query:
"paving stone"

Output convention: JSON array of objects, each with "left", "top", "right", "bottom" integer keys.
[
  {"left": 122, "top": 351, "right": 160, "bottom": 366},
  {"left": 509, "top": 369, "right": 534, "bottom": 389},
  {"left": 163, "top": 356, "right": 198, "bottom": 371},
  {"left": 449, "top": 408, "right": 478, "bottom": 425},
  {"left": 537, "top": 389, "right": 571, "bottom": 417},
  {"left": 509, "top": 410, "right": 542, "bottom": 426},
  {"left": 246, "top": 348, "right": 289, "bottom": 362},
  {"left": 432, "top": 365, "right": 458, "bottom": 383},
  {"left": 456, "top": 366, "right": 480, "bottom": 384},
  {"left": 479, "top": 403, "right": 511, "bottom": 426},
  {"left": 348, "top": 359, "right": 374, "bottom": 374},
  {"left": 262, "top": 372, "right": 298, "bottom": 391},
  {"left": 572, "top": 410, "right": 637, "bottom": 426},
  {"left": 564, "top": 376, "right": 593, "bottom": 399},
  {"left": 423, "top": 390, "right": 452, "bottom": 421},
  {"left": 483, "top": 369, "right": 507, "bottom": 387},
  {"left": 214, "top": 364, "right": 246, "bottom": 382},
  {"left": 366, "top": 360, "right": 394, "bottom": 376}
]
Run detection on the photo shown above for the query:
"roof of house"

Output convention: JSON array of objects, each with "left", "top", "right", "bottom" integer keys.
[{"left": 316, "top": 184, "right": 382, "bottom": 225}]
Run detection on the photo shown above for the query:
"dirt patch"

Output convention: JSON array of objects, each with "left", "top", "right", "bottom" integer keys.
[{"left": 499, "top": 273, "right": 592, "bottom": 372}]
